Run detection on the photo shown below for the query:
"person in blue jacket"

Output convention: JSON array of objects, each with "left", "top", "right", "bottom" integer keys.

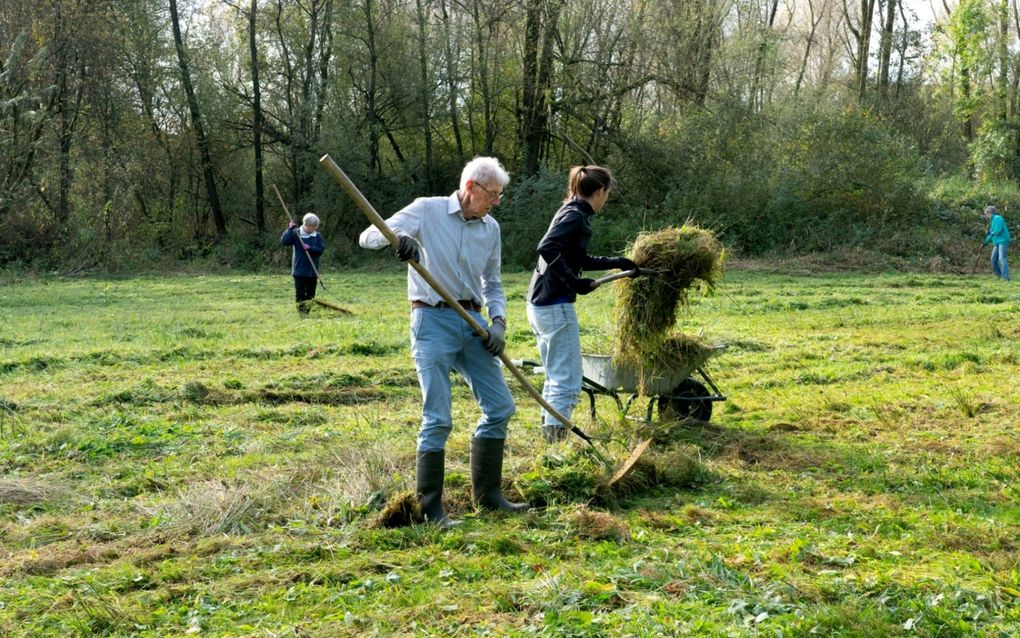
[
  {"left": 526, "top": 165, "right": 639, "bottom": 442},
  {"left": 983, "top": 205, "right": 1011, "bottom": 281},
  {"left": 281, "top": 213, "right": 325, "bottom": 314}
]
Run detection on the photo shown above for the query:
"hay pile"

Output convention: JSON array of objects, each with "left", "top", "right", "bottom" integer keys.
[{"left": 612, "top": 225, "right": 723, "bottom": 392}]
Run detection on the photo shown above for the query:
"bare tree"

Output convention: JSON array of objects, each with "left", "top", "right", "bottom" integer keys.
[
  {"left": 844, "top": 0, "right": 877, "bottom": 101},
  {"left": 520, "top": 0, "right": 564, "bottom": 175},
  {"left": 250, "top": 0, "right": 266, "bottom": 235},
  {"left": 170, "top": 0, "right": 227, "bottom": 238},
  {"left": 877, "top": 0, "right": 897, "bottom": 97}
]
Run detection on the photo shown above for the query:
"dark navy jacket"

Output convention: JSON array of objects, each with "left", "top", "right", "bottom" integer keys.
[
  {"left": 527, "top": 198, "right": 627, "bottom": 305},
  {"left": 281, "top": 227, "right": 325, "bottom": 277}
]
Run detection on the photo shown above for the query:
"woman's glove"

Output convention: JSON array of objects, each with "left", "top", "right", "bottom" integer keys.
[
  {"left": 616, "top": 257, "right": 639, "bottom": 277},
  {"left": 483, "top": 321, "right": 506, "bottom": 356},
  {"left": 576, "top": 278, "right": 598, "bottom": 295}
]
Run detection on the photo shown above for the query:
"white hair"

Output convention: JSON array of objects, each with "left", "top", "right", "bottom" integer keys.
[
  {"left": 460, "top": 157, "right": 510, "bottom": 191},
  {"left": 303, "top": 213, "right": 320, "bottom": 226}
]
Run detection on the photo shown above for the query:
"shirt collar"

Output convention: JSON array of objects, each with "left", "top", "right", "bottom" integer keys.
[{"left": 447, "top": 191, "right": 491, "bottom": 224}]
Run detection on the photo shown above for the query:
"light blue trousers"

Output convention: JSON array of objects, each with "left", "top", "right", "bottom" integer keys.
[
  {"left": 410, "top": 307, "right": 515, "bottom": 451},
  {"left": 991, "top": 243, "right": 1010, "bottom": 281},
  {"left": 526, "top": 302, "right": 582, "bottom": 428}
]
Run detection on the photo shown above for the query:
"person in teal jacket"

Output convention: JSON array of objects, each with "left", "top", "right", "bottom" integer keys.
[{"left": 983, "top": 205, "right": 1011, "bottom": 281}]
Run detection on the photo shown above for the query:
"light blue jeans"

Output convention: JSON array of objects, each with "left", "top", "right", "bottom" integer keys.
[
  {"left": 526, "top": 302, "right": 582, "bottom": 428},
  {"left": 410, "top": 307, "right": 515, "bottom": 451},
  {"left": 991, "top": 243, "right": 1010, "bottom": 281}
]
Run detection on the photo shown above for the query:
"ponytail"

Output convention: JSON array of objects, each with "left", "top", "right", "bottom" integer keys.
[{"left": 566, "top": 165, "right": 615, "bottom": 202}]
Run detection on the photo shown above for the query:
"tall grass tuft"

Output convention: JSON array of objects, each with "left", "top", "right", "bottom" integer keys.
[{"left": 947, "top": 385, "right": 978, "bottom": 418}]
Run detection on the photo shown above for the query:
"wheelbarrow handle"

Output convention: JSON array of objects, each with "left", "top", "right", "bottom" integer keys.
[{"left": 319, "top": 154, "right": 596, "bottom": 445}]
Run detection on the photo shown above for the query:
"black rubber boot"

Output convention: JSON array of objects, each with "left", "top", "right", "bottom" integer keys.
[
  {"left": 416, "top": 450, "right": 459, "bottom": 529},
  {"left": 470, "top": 437, "right": 529, "bottom": 513}
]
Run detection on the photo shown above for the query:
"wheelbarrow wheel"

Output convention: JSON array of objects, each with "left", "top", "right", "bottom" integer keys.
[{"left": 658, "top": 378, "right": 712, "bottom": 422}]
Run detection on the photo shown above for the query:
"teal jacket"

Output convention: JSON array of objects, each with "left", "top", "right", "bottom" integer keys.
[{"left": 984, "top": 214, "right": 1012, "bottom": 246}]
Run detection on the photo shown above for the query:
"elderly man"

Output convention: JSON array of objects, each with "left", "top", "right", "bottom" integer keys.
[{"left": 359, "top": 157, "right": 527, "bottom": 527}]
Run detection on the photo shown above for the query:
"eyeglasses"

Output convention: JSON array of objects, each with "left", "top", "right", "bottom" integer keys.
[{"left": 473, "top": 181, "right": 503, "bottom": 202}]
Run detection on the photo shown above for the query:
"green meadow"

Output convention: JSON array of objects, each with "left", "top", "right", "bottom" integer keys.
[{"left": 1, "top": 270, "right": 1018, "bottom": 637}]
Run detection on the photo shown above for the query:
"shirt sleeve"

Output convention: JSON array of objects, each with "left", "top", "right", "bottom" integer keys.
[
  {"left": 359, "top": 199, "right": 425, "bottom": 250},
  {"left": 482, "top": 223, "right": 507, "bottom": 320}
]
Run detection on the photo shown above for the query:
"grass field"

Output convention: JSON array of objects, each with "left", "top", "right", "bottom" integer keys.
[{"left": 1, "top": 269, "right": 1018, "bottom": 637}]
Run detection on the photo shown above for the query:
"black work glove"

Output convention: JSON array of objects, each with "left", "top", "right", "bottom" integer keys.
[
  {"left": 576, "top": 278, "right": 598, "bottom": 295},
  {"left": 615, "top": 257, "right": 639, "bottom": 277},
  {"left": 395, "top": 234, "right": 420, "bottom": 263},
  {"left": 483, "top": 321, "right": 506, "bottom": 356}
]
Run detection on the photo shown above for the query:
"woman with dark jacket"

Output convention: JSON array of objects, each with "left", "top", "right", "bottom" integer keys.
[
  {"left": 281, "top": 213, "right": 325, "bottom": 314},
  {"left": 526, "top": 166, "right": 637, "bottom": 442}
]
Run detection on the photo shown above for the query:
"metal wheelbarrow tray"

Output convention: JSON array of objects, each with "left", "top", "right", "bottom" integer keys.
[
  {"left": 579, "top": 346, "right": 727, "bottom": 422},
  {"left": 513, "top": 345, "right": 726, "bottom": 423}
]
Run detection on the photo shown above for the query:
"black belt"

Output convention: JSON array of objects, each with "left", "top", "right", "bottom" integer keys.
[{"left": 412, "top": 299, "right": 481, "bottom": 312}]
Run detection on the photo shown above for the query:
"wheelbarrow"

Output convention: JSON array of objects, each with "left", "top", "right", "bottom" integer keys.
[{"left": 514, "top": 345, "right": 726, "bottom": 423}]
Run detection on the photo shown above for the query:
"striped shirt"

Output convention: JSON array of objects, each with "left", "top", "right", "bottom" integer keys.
[{"left": 359, "top": 192, "right": 507, "bottom": 320}]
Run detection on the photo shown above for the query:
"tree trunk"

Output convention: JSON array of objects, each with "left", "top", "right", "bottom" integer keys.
[
  {"left": 877, "top": 0, "right": 896, "bottom": 98},
  {"left": 997, "top": 0, "right": 1008, "bottom": 119},
  {"left": 520, "top": 0, "right": 562, "bottom": 175},
  {"left": 363, "top": 0, "right": 382, "bottom": 175},
  {"left": 415, "top": 0, "right": 434, "bottom": 189},
  {"left": 249, "top": 0, "right": 265, "bottom": 236},
  {"left": 857, "top": 0, "right": 877, "bottom": 101},
  {"left": 439, "top": 0, "right": 464, "bottom": 163},
  {"left": 468, "top": 0, "right": 495, "bottom": 154},
  {"left": 169, "top": 0, "right": 226, "bottom": 239},
  {"left": 796, "top": 0, "right": 824, "bottom": 97},
  {"left": 750, "top": 0, "right": 780, "bottom": 110}
]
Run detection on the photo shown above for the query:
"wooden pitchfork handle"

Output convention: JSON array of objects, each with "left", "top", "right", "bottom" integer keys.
[
  {"left": 591, "top": 268, "right": 663, "bottom": 288},
  {"left": 318, "top": 154, "right": 600, "bottom": 449},
  {"left": 272, "top": 183, "right": 328, "bottom": 291}
]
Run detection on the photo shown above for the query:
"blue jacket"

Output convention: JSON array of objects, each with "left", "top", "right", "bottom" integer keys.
[
  {"left": 527, "top": 198, "right": 629, "bottom": 306},
  {"left": 985, "top": 214, "right": 1011, "bottom": 246},
  {"left": 281, "top": 227, "right": 325, "bottom": 277}
]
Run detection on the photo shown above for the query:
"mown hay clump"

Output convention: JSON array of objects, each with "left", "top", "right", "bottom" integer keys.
[
  {"left": 613, "top": 226, "right": 723, "bottom": 392},
  {"left": 373, "top": 490, "right": 424, "bottom": 528},
  {"left": 616, "top": 225, "right": 723, "bottom": 344},
  {"left": 572, "top": 507, "right": 629, "bottom": 541}
]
